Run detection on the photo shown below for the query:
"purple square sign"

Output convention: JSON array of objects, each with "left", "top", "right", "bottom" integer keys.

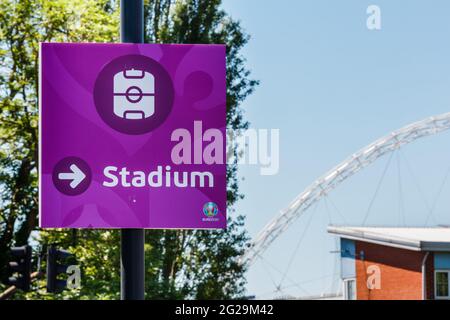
[{"left": 39, "top": 43, "right": 226, "bottom": 229}]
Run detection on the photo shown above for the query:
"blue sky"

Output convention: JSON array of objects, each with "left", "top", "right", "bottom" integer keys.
[{"left": 222, "top": 0, "right": 450, "bottom": 298}]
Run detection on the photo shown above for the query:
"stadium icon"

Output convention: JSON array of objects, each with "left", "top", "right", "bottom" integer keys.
[{"left": 113, "top": 69, "right": 155, "bottom": 119}]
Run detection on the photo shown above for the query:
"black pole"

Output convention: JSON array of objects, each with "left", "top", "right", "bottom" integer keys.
[
  {"left": 120, "top": 0, "right": 145, "bottom": 301},
  {"left": 46, "top": 245, "right": 57, "bottom": 293},
  {"left": 121, "top": 0, "right": 144, "bottom": 43},
  {"left": 121, "top": 229, "right": 145, "bottom": 300}
]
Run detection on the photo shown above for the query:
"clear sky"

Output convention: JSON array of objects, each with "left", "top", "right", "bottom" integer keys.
[{"left": 222, "top": 0, "right": 450, "bottom": 298}]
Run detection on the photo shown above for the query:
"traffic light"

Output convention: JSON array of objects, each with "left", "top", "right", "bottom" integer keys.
[
  {"left": 46, "top": 244, "right": 75, "bottom": 293},
  {"left": 7, "top": 245, "right": 32, "bottom": 291}
]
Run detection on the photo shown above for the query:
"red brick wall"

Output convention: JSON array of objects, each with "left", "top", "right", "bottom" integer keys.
[{"left": 355, "top": 241, "right": 434, "bottom": 300}]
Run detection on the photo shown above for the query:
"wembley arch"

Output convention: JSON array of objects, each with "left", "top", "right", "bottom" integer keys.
[{"left": 241, "top": 112, "right": 450, "bottom": 266}]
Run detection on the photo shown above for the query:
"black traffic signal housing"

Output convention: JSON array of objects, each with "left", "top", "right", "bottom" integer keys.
[
  {"left": 46, "top": 244, "right": 75, "bottom": 293},
  {"left": 7, "top": 245, "right": 32, "bottom": 291}
]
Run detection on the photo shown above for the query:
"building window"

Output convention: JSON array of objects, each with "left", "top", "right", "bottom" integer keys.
[
  {"left": 435, "top": 270, "right": 450, "bottom": 299},
  {"left": 344, "top": 279, "right": 356, "bottom": 300}
]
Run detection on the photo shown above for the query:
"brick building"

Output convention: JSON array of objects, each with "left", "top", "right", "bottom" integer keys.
[{"left": 328, "top": 226, "right": 450, "bottom": 300}]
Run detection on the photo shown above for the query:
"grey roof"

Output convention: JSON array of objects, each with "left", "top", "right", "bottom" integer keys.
[{"left": 327, "top": 226, "right": 450, "bottom": 252}]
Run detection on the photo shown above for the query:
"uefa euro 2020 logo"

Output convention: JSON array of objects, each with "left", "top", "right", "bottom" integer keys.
[{"left": 203, "top": 202, "right": 219, "bottom": 217}]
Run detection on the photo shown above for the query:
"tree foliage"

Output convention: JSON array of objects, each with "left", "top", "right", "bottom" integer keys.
[{"left": 0, "top": 0, "right": 257, "bottom": 299}]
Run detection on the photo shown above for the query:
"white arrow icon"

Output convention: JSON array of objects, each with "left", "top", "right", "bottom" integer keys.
[{"left": 58, "top": 164, "right": 86, "bottom": 189}]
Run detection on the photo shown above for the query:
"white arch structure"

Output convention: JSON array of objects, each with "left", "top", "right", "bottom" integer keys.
[{"left": 241, "top": 112, "right": 450, "bottom": 265}]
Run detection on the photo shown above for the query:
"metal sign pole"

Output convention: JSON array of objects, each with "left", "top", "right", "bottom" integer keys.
[{"left": 120, "top": 0, "right": 145, "bottom": 300}]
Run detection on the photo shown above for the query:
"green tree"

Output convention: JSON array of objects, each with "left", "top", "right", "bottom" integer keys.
[
  {"left": 0, "top": 0, "right": 257, "bottom": 299},
  {"left": 0, "top": 0, "right": 119, "bottom": 285}
]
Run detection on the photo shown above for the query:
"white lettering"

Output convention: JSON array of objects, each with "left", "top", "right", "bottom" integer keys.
[
  {"left": 102, "top": 166, "right": 214, "bottom": 188},
  {"left": 103, "top": 166, "right": 118, "bottom": 187}
]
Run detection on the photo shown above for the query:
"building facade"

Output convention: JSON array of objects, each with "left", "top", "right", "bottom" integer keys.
[{"left": 329, "top": 226, "right": 450, "bottom": 300}]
